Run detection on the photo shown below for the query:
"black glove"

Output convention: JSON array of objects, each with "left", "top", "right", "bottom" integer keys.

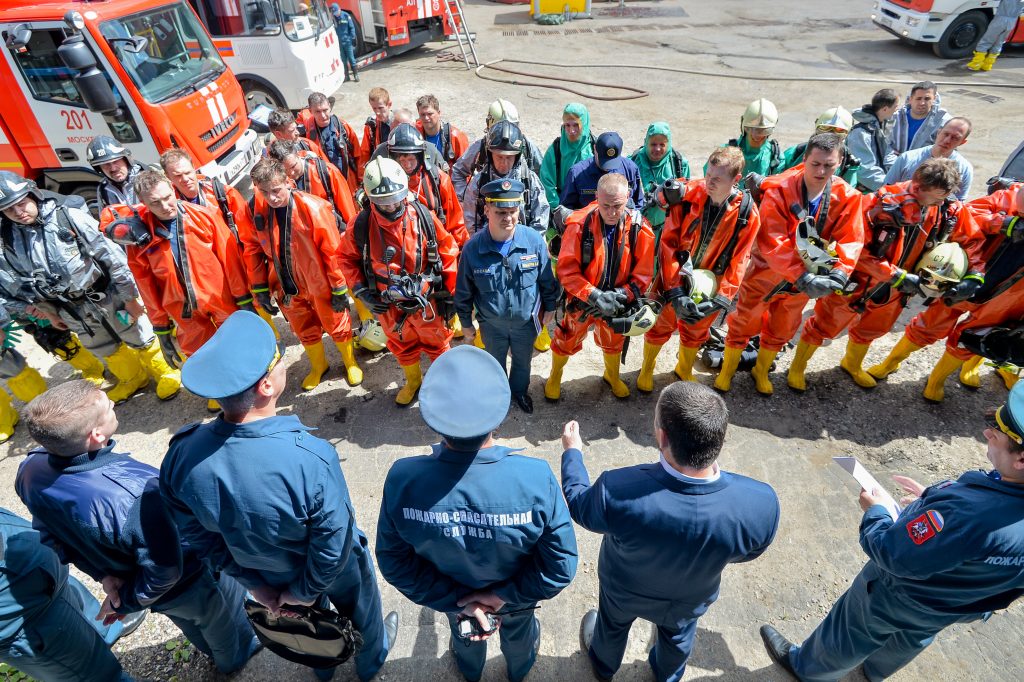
[
  {"left": 253, "top": 287, "right": 279, "bottom": 315},
  {"left": 154, "top": 328, "right": 183, "bottom": 369},
  {"left": 1004, "top": 216, "right": 1022, "bottom": 242},
  {"left": 693, "top": 300, "right": 721, "bottom": 320},
  {"left": 892, "top": 270, "right": 923, "bottom": 296},
  {"left": 235, "top": 296, "right": 257, "bottom": 315},
  {"left": 795, "top": 272, "right": 838, "bottom": 299},
  {"left": 672, "top": 295, "right": 699, "bottom": 321},
  {"left": 943, "top": 277, "right": 983, "bottom": 305},
  {"left": 331, "top": 289, "right": 349, "bottom": 313},
  {"left": 356, "top": 287, "right": 389, "bottom": 315},
  {"left": 551, "top": 205, "right": 573, "bottom": 234},
  {"left": 103, "top": 215, "right": 151, "bottom": 247},
  {"left": 588, "top": 289, "right": 628, "bottom": 317},
  {"left": 657, "top": 178, "right": 685, "bottom": 207}
]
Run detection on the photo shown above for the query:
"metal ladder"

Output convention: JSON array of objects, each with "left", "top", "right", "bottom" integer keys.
[{"left": 443, "top": 0, "right": 478, "bottom": 69}]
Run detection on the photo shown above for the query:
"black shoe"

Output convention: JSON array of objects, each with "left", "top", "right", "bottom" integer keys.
[
  {"left": 759, "top": 625, "right": 798, "bottom": 679},
  {"left": 385, "top": 611, "right": 399, "bottom": 650},
  {"left": 579, "top": 610, "right": 611, "bottom": 681},
  {"left": 513, "top": 393, "right": 533, "bottom": 414},
  {"left": 533, "top": 619, "right": 542, "bottom": 656},
  {"left": 113, "top": 609, "right": 148, "bottom": 643}
]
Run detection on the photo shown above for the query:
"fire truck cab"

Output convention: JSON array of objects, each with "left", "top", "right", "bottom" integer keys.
[
  {"left": 0, "top": 0, "right": 262, "bottom": 209},
  {"left": 334, "top": 0, "right": 458, "bottom": 65}
]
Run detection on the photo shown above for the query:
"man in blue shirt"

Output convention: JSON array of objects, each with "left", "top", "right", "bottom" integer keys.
[
  {"left": 455, "top": 179, "right": 561, "bottom": 413},
  {"left": 0, "top": 507, "right": 141, "bottom": 681},
  {"left": 159, "top": 311, "right": 398, "bottom": 681},
  {"left": 559, "top": 132, "right": 645, "bottom": 213},
  {"left": 761, "top": 380, "right": 1024, "bottom": 681},
  {"left": 888, "top": 82, "right": 951, "bottom": 154},
  {"left": 330, "top": 4, "right": 358, "bottom": 82},
  {"left": 885, "top": 117, "right": 973, "bottom": 200},
  {"left": 376, "top": 345, "right": 578, "bottom": 682},
  {"left": 16, "top": 379, "right": 259, "bottom": 675},
  {"left": 563, "top": 382, "right": 779, "bottom": 681}
]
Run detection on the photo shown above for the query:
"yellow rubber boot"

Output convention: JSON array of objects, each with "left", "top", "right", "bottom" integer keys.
[
  {"left": 750, "top": 347, "right": 779, "bottom": 395},
  {"left": 674, "top": 345, "right": 699, "bottom": 382},
  {"left": 336, "top": 340, "right": 363, "bottom": 386},
  {"left": 923, "top": 351, "right": 964, "bottom": 403},
  {"left": 602, "top": 352, "right": 630, "bottom": 398},
  {"left": 545, "top": 353, "right": 569, "bottom": 401},
  {"left": 998, "top": 366, "right": 1020, "bottom": 390},
  {"left": 0, "top": 391, "right": 17, "bottom": 443},
  {"left": 473, "top": 329, "right": 486, "bottom": 349},
  {"left": 65, "top": 340, "right": 106, "bottom": 387},
  {"left": 7, "top": 366, "right": 47, "bottom": 403},
  {"left": 958, "top": 354, "right": 985, "bottom": 388},
  {"left": 534, "top": 326, "right": 552, "bottom": 353},
  {"left": 137, "top": 339, "right": 181, "bottom": 400},
  {"left": 867, "top": 336, "right": 922, "bottom": 380},
  {"left": 301, "top": 342, "right": 330, "bottom": 391},
  {"left": 354, "top": 298, "right": 373, "bottom": 323},
  {"left": 841, "top": 340, "right": 877, "bottom": 388},
  {"left": 104, "top": 344, "right": 149, "bottom": 404},
  {"left": 449, "top": 315, "right": 463, "bottom": 339},
  {"left": 980, "top": 53, "right": 998, "bottom": 71},
  {"left": 207, "top": 399, "right": 220, "bottom": 413},
  {"left": 714, "top": 346, "right": 743, "bottom": 393},
  {"left": 636, "top": 342, "right": 663, "bottom": 393},
  {"left": 257, "top": 307, "right": 281, "bottom": 340},
  {"left": 787, "top": 340, "right": 819, "bottom": 392},
  {"left": 396, "top": 362, "right": 422, "bottom": 406},
  {"left": 966, "top": 50, "right": 986, "bottom": 70}
]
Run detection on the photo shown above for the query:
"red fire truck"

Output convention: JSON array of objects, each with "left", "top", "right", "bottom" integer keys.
[
  {"left": 0, "top": 0, "right": 262, "bottom": 208},
  {"left": 334, "top": 0, "right": 463, "bottom": 66}
]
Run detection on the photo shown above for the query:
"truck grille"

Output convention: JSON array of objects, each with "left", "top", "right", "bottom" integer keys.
[
  {"left": 207, "top": 124, "right": 240, "bottom": 153},
  {"left": 201, "top": 112, "right": 238, "bottom": 144}
]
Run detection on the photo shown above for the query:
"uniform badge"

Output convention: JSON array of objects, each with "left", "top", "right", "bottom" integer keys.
[
  {"left": 606, "top": 148, "right": 617, "bottom": 158},
  {"left": 906, "top": 511, "right": 942, "bottom": 545},
  {"left": 501, "top": 180, "right": 511, "bottom": 191}
]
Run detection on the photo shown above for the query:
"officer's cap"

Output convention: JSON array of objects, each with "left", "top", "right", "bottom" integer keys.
[
  {"left": 420, "top": 346, "right": 510, "bottom": 438},
  {"left": 481, "top": 178, "right": 525, "bottom": 209},
  {"left": 994, "top": 382, "right": 1024, "bottom": 446},
  {"left": 595, "top": 132, "right": 625, "bottom": 173},
  {"left": 182, "top": 311, "right": 279, "bottom": 399}
]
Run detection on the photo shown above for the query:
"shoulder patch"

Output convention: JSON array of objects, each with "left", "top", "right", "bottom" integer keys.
[
  {"left": 906, "top": 511, "right": 942, "bottom": 545},
  {"left": 169, "top": 421, "right": 202, "bottom": 444}
]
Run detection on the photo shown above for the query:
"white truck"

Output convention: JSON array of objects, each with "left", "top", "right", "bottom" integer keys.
[{"left": 871, "top": 0, "right": 1024, "bottom": 57}]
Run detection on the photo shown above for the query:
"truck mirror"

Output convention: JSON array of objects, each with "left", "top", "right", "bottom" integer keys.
[
  {"left": 58, "top": 34, "right": 118, "bottom": 114},
  {"left": 5, "top": 24, "right": 33, "bottom": 50},
  {"left": 109, "top": 35, "right": 149, "bottom": 54}
]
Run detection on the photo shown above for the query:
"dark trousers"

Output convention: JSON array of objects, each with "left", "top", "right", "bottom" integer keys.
[
  {"left": 479, "top": 318, "right": 539, "bottom": 397},
  {"left": 445, "top": 605, "right": 539, "bottom": 682},
  {"left": 791, "top": 566, "right": 985, "bottom": 681},
  {"left": 154, "top": 569, "right": 259, "bottom": 674},
  {"left": 0, "top": 576, "right": 130, "bottom": 682},
  {"left": 589, "top": 585, "right": 700, "bottom": 682},
  {"left": 316, "top": 536, "right": 390, "bottom": 682}
]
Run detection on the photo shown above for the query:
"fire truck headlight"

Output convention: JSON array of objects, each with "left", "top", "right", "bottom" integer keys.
[{"left": 64, "top": 11, "right": 86, "bottom": 31}]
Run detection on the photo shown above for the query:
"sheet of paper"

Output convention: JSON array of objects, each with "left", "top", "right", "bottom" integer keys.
[{"left": 832, "top": 456, "right": 902, "bottom": 521}]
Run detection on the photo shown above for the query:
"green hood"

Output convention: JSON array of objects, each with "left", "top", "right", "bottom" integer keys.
[
  {"left": 558, "top": 102, "right": 593, "bottom": 170},
  {"left": 632, "top": 121, "right": 674, "bottom": 186}
]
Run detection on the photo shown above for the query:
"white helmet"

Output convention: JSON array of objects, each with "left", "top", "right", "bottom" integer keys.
[
  {"left": 689, "top": 269, "right": 719, "bottom": 305},
  {"left": 741, "top": 98, "right": 778, "bottom": 133},
  {"left": 610, "top": 299, "right": 661, "bottom": 337},
  {"left": 815, "top": 107, "right": 854, "bottom": 134},
  {"left": 486, "top": 99, "right": 519, "bottom": 128},
  {"left": 362, "top": 157, "right": 408, "bottom": 206},
  {"left": 357, "top": 319, "right": 387, "bottom": 352},
  {"left": 915, "top": 242, "right": 968, "bottom": 298}
]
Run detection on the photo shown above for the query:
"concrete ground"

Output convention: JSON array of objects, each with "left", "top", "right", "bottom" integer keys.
[{"left": 3, "top": 0, "right": 1023, "bottom": 680}]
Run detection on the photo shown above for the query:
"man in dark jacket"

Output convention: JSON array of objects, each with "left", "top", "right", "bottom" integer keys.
[
  {"left": 848, "top": 88, "right": 900, "bottom": 192},
  {"left": 16, "top": 380, "right": 259, "bottom": 674},
  {"left": 563, "top": 381, "right": 779, "bottom": 681}
]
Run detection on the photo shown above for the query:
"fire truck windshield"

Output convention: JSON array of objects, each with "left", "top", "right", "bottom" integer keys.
[
  {"left": 100, "top": 2, "right": 226, "bottom": 104},
  {"left": 278, "top": 0, "right": 332, "bottom": 42}
]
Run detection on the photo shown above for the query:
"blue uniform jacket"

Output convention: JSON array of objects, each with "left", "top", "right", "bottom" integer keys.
[
  {"left": 335, "top": 12, "right": 356, "bottom": 44},
  {"left": 159, "top": 415, "right": 360, "bottom": 604},
  {"left": 376, "top": 444, "right": 578, "bottom": 612},
  {"left": 16, "top": 443, "right": 200, "bottom": 614},
  {"left": 560, "top": 157, "right": 645, "bottom": 211},
  {"left": 0, "top": 508, "right": 66, "bottom": 644},
  {"left": 561, "top": 449, "right": 779, "bottom": 618},
  {"left": 454, "top": 226, "right": 561, "bottom": 331},
  {"left": 860, "top": 469, "right": 1024, "bottom": 615}
]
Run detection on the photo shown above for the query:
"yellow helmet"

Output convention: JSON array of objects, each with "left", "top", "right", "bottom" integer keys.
[
  {"left": 486, "top": 99, "right": 519, "bottom": 128},
  {"left": 915, "top": 242, "right": 968, "bottom": 298},
  {"left": 741, "top": 98, "right": 778, "bottom": 134},
  {"left": 357, "top": 319, "right": 387, "bottom": 352},
  {"left": 815, "top": 107, "right": 854, "bottom": 135},
  {"left": 689, "top": 269, "right": 719, "bottom": 305},
  {"left": 610, "top": 299, "right": 661, "bottom": 337}
]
